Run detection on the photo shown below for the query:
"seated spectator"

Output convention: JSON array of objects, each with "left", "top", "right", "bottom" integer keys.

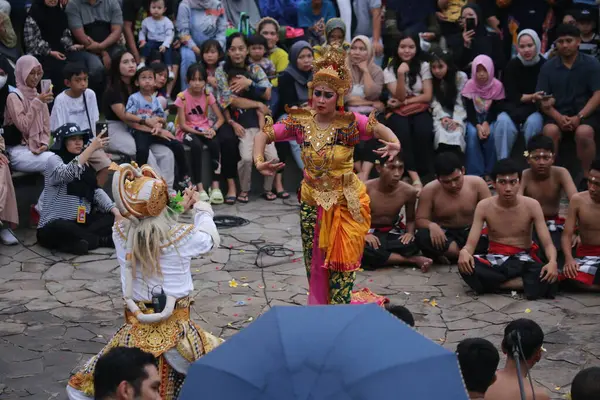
[
  {"left": 216, "top": 33, "right": 277, "bottom": 203},
  {"left": 0, "top": 135, "right": 18, "bottom": 245},
  {"left": 199, "top": 39, "right": 225, "bottom": 95},
  {"left": 351, "top": 0, "right": 383, "bottom": 61},
  {"left": 430, "top": 47, "right": 468, "bottom": 157},
  {"left": 456, "top": 338, "right": 500, "bottom": 399},
  {"left": 89, "top": 347, "right": 159, "bottom": 400},
  {"left": 103, "top": 50, "right": 176, "bottom": 188},
  {"left": 575, "top": 8, "right": 600, "bottom": 58},
  {"left": 384, "top": 31, "right": 434, "bottom": 188},
  {"left": 257, "top": 17, "right": 289, "bottom": 88},
  {"left": 3, "top": 55, "right": 53, "bottom": 179},
  {"left": 436, "top": 0, "right": 468, "bottom": 51},
  {"left": 247, "top": 34, "right": 275, "bottom": 81},
  {"left": 151, "top": 62, "right": 170, "bottom": 110},
  {"left": 177, "top": 0, "right": 226, "bottom": 91},
  {"left": 537, "top": 24, "right": 600, "bottom": 190},
  {"left": 571, "top": 367, "right": 600, "bottom": 400},
  {"left": 485, "top": 319, "right": 550, "bottom": 400},
  {"left": 391, "top": 0, "right": 439, "bottom": 53},
  {"left": 50, "top": 63, "right": 111, "bottom": 186},
  {"left": 506, "top": 1, "right": 551, "bottom": 55},
  {"left": 462, "top": 55, "right": 504, "bottom": 184},
  {"left": 24, "top": 0, "right": 85, "bottom": 96},
  {"left": 323, "top": 17, "right": 347, "bottom": 47},
  {"left": 222, "top": 0, "right": 260, "bottom": 28},
  {"left": 65, "top": 0, "right": 124, "bottom": 94},
  {"left": 138, "top": 0, "right": 175, "bottom": 79},
  {"left": 175, "top": 63, "right": 226, "bottom": 204},
  {"left": 126, "top": 66, "right": 191, "bottom": 189},
  {"left": 499, "top": 29, "right": 545, "bottom": 151},
  {"left": 297, "top": 0, "right": 337, "bottom": 45},
  {"left": 0, "top": 0, "right": 17, "bottom": 58},
  {"left": 362, "top": 153, "right": 432, "bottom": 272},
  {"left": 37, "top": 124, "right": 121, "bottom": 255},
  {"left": 458, "top": 3, "right": 506, "bottom": 75}
]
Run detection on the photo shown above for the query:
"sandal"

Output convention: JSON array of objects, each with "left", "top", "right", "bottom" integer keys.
[
  {"left": 261, "top": 191, "right": 277, "bottom": 201},
  {"left": 225, "top": 196, "right": 237, "bottom": 205},
  {"left": 276, "top": 191, "right": 290, "bottom": 199},
  {"left": 209, "top": 188, "right": 224, "bottom": 205},
  {"left": 237, "top": 192, "right": 249, "bottom": 203},
  {"left": 198, "top": 190, "right": 210, "bottom": 202}
]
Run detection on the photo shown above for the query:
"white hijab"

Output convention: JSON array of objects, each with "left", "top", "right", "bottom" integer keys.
[{"left": 517, "top": 29, "right": 541, "bottom": 67}]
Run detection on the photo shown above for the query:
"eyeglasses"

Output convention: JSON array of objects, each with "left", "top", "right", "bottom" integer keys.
[
  {"left": 313, "top": 89, "right": 335, "bottom": 99},
  {"left": 496, "top": 178, "right": 520, "bottom": 186}
]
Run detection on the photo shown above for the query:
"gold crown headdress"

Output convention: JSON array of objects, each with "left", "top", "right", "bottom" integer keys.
[
  {"left": 110, "top": 162, "right": 170, "bottom": 221},
  {"left": 308, "top": 45, "right": 352, "bottom": 111}
]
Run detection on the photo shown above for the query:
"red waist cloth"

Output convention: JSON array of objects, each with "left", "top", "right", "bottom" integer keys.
[
  {"left": 576, "top": 244, "right": 600, "bottom": 258},
  {"left": 488, "top": 241, "right": 542, "bottom": 263},
  {"left": 547, "top": 215, "right": 566, "bottom": 224}
]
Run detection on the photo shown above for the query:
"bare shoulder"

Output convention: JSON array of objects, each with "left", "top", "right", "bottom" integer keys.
[
  {"left": 521, "top": 195, "right": 542, "bottom": 210},
  {"left": 570, "top": 191, "right": 586, "bottom": 206},
  {"left": 398, "top": 181, "right": 419, "bottom": 199},
  {"left": 476, "top": 196, "right": 493, "bottom": 212},
  {"left": 420, "top": 179, "right": 439, "bottom": 194},
  {"left": 551, "top": 165, "right": 570, "bottom": 177},
  {"left": 467, "top": 175, "right": 489, "bottom": 190},
  {"left": 365, "top": 178, "right": 378, "bottom": 191}
]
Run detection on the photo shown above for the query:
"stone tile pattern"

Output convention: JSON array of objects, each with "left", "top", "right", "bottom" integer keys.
[{"left": 0, "top": 198, "right": 597, "bottom": 400}]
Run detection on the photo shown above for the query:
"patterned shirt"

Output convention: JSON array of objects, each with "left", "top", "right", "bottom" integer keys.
[
  {"left": 23, "top": 16, "right": 75, "bottom": 56},
  {"left": 39, "top": 154, "right": 114, "bottom": 228},
  {"left": 214, "top": 64, "right": 271, "bottom": 109}
]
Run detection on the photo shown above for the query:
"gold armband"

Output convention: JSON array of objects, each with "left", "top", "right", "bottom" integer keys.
[
  {"left": 264, "top": 115, "right": 276, "bottom": 144},
  {"left": 366, "top": 110, "right": 378, "bottom": 135},
  {"left": 254, "top": 155, "right": 265, "bottom": 166}
]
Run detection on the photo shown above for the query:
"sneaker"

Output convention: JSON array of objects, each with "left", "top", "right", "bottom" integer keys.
[
  {"left": 137, "top": 62, "right": 146, "bottom": 70},
  {"left": 198, "top": 190, "right": 210, "bottom": 202},
  {"left": 0, "top": 228, "right": 18, "bottom": 246}
]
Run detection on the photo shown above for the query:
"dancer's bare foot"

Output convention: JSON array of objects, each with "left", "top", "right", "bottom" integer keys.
[{"left": 410, "top": 256, "right": 433, "bottom": 272}]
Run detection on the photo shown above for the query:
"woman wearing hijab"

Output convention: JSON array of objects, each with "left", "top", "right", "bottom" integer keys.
[
  {"left": 177, "top": 0, "right": 227, "bottom": 90},
  {"left": 37, "top": 123, "right": 121, "bottom": 255},
  {"left": 496, "top": 29, "right": 546, "bottom": 153},
  {"left": 346, "top": 35, "right": 384, "bottom": 114},
  {"left": 23, "top": 0, "right": 83, "bottom": 95},
  {"left": 462, "top": 54, "right": 505, "bottom": 184},
  {"left": 0, "top": 55, "right": 18, "bottom": 246},
  {"left": 458, "top": 3, "right": 506, "bottom": 76},
  {"left": 314, "top": 18, "right": 348, "bottom": 56}
]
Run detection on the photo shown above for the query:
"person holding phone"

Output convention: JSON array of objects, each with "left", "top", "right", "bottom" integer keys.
[{"left": 458, "top": 3, "right": 506, "bottom": 76}]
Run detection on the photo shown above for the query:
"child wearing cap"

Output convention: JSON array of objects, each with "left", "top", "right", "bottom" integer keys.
[{"left": 575, "top": 8, "right": 600, "bottom": 59}]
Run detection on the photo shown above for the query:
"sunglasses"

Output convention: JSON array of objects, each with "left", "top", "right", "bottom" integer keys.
[{"left": 313, "top": 89, "right": 335, "bottom": 99}]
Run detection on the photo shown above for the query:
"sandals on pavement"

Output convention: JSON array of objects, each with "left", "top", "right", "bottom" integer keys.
[
  {"left": 237, "top": 192, "right": 249, "bottom": 203},
  {"left": 261, "top": 191, "right": 277, "bottom": 201},
  {"left": 209, "top": 188, "right": 224, "bottom": 204},
  {"left": 198, "top": 190, "right": 210, "bottom": 202},
  {"left": 225, "top": 196, "right": 237, "bottom": 205},
  {"left": 276, "top": 191, "right": 290, "bottom": 199}
]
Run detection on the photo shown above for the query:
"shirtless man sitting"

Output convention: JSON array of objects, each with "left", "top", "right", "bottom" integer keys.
[
  {"left": 415, "top": 152, "right": 491, "bottom": 263},
  {"left": 484, "top": 319, "right": 550, "bottom": 400},
  {"left": 561, "top": 159, "right": 600, "bottom": 291},
  {"left": 458, "top": 159, "right": 559, "bottom": 299},
  {"left": 362, "top": 153, "right": 432, "bottom": 272},
  {"left": 519, "top": 135, "right": 577, "bottom": 263}
]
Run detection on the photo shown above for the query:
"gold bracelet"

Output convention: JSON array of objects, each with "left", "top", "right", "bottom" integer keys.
[
  {"left": 134, "top": 310, "right": 142, "bottom": 317},
  {"left": 254, "top": 155, "right": 265, "bottom": 166}
]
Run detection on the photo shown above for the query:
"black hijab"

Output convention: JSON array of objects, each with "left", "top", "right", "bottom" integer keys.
[
  {"left": 284, "top": 41, "right": 313, "bottom": 103},
  {"left": 461, "top": 3, "right": 487, "bottom": 38},
  {"left": 28, "top": 0, "right": 69, "bottom": 52},
  {"left": 53, "top": 140, "right": 98, "bottom": 203}
]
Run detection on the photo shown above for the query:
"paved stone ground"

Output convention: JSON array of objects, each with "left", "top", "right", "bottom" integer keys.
[{"left": 1, "top": 197, "right": 599, "bottom": 399}]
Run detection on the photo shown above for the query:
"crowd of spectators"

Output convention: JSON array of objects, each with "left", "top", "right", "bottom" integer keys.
[{"left": 1, "top": 0, "right": 600, "bottom": 250}]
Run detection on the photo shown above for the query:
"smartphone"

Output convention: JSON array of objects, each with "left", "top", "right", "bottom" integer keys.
[
  {"left": 96, "top": 122, "right": 108, "bottom": 137},
  {"left": 40, "top": 79, "right": 52, "bottom": 94},
  {"left": 541, "top": 93, "right": 553, "bottom": 100},
  {"left": 466, "top": 17, "right": 476, "bottom": 32}
]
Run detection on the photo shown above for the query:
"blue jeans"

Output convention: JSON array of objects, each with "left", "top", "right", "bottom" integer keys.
[
  {"left": 141, "top": 40, "right": 173, "bottom": 66},
  {"left": 465, "top": 123, "right": 497, "bottom": 177},
  {"left": 180, "top": 46, "right": 198, "bottom": 90},
  {"left": 493, "top": 111, "right": 544, "bottom": 159}
]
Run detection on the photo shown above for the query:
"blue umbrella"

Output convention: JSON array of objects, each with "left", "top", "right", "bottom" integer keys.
[{"left": 180, "top": 304, "right": 468, "bottom": 400}]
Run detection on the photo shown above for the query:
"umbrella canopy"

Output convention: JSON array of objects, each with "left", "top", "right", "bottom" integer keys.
[{"left": 180, "top": 304, "right": 468, "bottom": 400}]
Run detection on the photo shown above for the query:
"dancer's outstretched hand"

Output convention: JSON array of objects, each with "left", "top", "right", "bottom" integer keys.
[
  {"left": 256, "top": 160, "right": 285, "bottom": 176},
  {"left": 373, "top": 139, "right": 401, "bottom": 160}
]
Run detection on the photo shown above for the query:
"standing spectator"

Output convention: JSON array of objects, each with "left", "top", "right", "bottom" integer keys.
[
  {"left": 352, "top": 0, "right": 383, "bottom": 62},
  {"left": 456, "top": 338, "right": 500, "bottom": 400},
  {"left": 37, "top": 123, "right": 121, "bottom": 255},
  {"left": 215, "top": 32, "right": 277, "bottom": 203},
  {"left": 462, "top": 55, "right": 504, "bottom": 184},
  {"left": 103, "top": 50, "right": 176, "bottom": 188},
  {"left": 384, "top": 31, "right": 434, "bottom": 188},
  {"left": 177, "top": 0, "right": 227, "bottom": 91},
  {"left": 138, "top": 0, "right": 175, "bottom": 79},
  {"left": 3, "top": 55, "right": 53, "bottom": 177},
  {"left": 24, "top": 0, "right": 85, "bottom": 95},
  {"left": 498, "top": 29, "right": 545, "bottom": 153},
  {"left": 297, "top": 0, "right": 337, "bottom": 45},
  {"left": 0, "top": 56, "right": 18, "bottom": 245},
  {"left": 458, "top": 3, "right": 506, "bottom": 75},
  {"left": 571, "top": 367, "right": 600, "bottom": 400},
  {"left": 65, "top": 0, "right": 123, "bottom": 95},
  {"left": 222, "top": 0, "right": 261, "bottom": 28},
  {"left": 537, "top": 24, "right": 600, "bottom": 188},
  {"left": 429, "top": 47, "right": 468, "bottom": 157},
  {"left": 50, "top": 63, "right": 111, "bottom": 186},
  {"left": 257, "top": 0, "right": 298, "bottom": 28},
  {"left": 257, "top": 17, "right": 289, "bottom": 87}
]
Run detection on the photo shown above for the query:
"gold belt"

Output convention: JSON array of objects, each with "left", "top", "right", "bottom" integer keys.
[{"left": 303, "top": 172, "right": 364, "bottom": 223}]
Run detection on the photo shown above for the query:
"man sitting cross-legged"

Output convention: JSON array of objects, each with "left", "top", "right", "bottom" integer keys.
[
  {"left": 458, "top": 158, "right": 559, "bottom": 299},
  {"left": 362, "top": 152, "right": 433, "bottom": 272},
  {"left": 561, "top": 159, "right": 600, "bottom": 291},
  {"left": 519, "top": 134, "right": 577, "bottom": 264},
  {"left": 415, "top": 152, "right": 491, "bottom": 263}
]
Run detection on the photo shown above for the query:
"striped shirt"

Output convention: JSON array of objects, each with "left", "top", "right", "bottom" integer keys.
[{"left": 38, "top": 154, "right": 115, "bottom": 228}]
